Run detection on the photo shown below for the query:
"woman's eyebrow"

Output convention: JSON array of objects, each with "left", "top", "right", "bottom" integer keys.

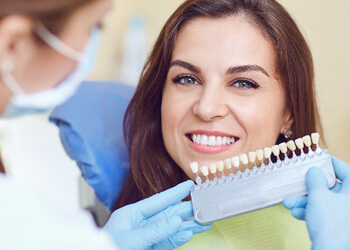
[
  {"left": 226, "top": 65, "right": 270, "bottom": 77},
  {"left": 169, "top": 60, "right": 201, "bottom": 73}
]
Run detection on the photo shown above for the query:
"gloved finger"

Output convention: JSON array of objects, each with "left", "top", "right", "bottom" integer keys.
[
  {"left": 153, "top": 230, "right": 193, "bottom": 250},
  {"left": 330, "top": 182, "right": 343, "bottom": 193},
  {"left": 291, "top": 207, "right": 305, "bottom": 220},
  {"left": 283, "top": 196, "right": 307, "bottom": 209},
  {"left": 159, "top": 201, "right": 193, "bottom": 221},
  {"left": 332, "top": 156, "right": 350, "bottom": 191},
  {"left": 180, "top": 219, "right": 212, "bottom": 234},
  {"left": 141, "top": 216, "right": 182, "bottom": 248},
  {"left": 306, "top": 167, "right": 328, "bottom": 193},
  {"left": 137, "top": 180, "right": 194, "bottom": 218}
]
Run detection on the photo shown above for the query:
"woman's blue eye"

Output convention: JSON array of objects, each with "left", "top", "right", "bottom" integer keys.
[
  {"left": 232, "top": 79, "right": 259, "bottom": 89},
  {"left": 172, "top": 75, "right": 198, "bottom": 86}
]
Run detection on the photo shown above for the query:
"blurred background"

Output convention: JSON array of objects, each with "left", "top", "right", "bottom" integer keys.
[{"left": 88, "top": 0, "right": 350, "bottom": 163}]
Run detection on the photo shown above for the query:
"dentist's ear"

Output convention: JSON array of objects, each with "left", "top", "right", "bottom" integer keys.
[{"left": 0, "top": 15, "right": 34, "bottom": 67}]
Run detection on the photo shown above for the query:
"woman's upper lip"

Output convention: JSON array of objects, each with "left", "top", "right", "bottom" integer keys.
[{"left": 186, "top": 130, "right": 237, "bottom": 137}]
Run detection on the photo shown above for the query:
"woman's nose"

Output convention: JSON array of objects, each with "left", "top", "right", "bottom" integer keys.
[{"left": 192, "top": 87, "right": 229, "bottom": 122}]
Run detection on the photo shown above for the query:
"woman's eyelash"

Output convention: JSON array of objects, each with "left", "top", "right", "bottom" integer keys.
[
  {"left": 231, "top": 78, "right": 260, "bottom": 89},
  {"left": 171, "top": 74, "right": 199, "bottom": 85}
]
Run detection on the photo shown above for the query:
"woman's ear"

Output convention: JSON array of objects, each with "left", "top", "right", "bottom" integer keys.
[
  {"left": 280, "top": 109, "right": 294, "bottom": 134},
  {"left": 0, "top": 15, "right": 34, "bottom": 64}
]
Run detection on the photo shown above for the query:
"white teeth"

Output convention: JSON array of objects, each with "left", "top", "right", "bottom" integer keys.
[
  {"left": 271, "top": 145, "right": 280, "bottom": 156},
  {"left": 287, "top": 140, "right": 296, "bottom": 151},
  {"left": 208, "top": 136, "right": 216, "bottom": 146},
  {"left": 200, "top": 165, "right": 209, "bottom": 176},
  {"left": 311, "top": 132, "right": 320, "bottom": 144},
  {"left": 264, "top": 147, "right": 272, "bottom": 158},
  {"left": 224, "top": 158, "right": 232, "bottom": 170},
  {"left": 191, "top": 134, "right": 236, "bottom": 146},
  {"left": 256, "top": 149, "right": 264, "bottom": 161},
  {"left": 216, "top": 136, "right": 222, "bottom": 146},
  {"left": 295, "top": 138, "right": 304, "bottom": 149},
  {"left": 279, "top": 142, "right": 288, "bottom": 153},
  {"left": 209, "top": 163, "right": 217, "bottom": 174},
  {"left": 190, "top": 162, "right": 198, "bottom": 173},
  {"left": 231, "top": 156, "right": 240, "bottom": 168},
  {"left": 200, "top": 135, "right": 208, "bottom": 145},
  {"left": 196, "top": 134, "right": 201, "bottom": 144},
  {"left": 302, "top": 135, "right": 312, "bottom": 147},
  {"left": 216, "top": 161, "right": 224, "bottom": 171}
]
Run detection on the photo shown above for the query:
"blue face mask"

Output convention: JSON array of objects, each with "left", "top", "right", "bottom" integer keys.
[{"left": 1, "top": 23, "right": 101, "bottom": 118}]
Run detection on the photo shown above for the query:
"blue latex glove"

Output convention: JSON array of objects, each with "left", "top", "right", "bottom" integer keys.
[
  {"left": 283, "top": 157, "right": 350, "bottom": 249},
  {"left": 104, "top": 180, "right": 211, "bottom": 250}
]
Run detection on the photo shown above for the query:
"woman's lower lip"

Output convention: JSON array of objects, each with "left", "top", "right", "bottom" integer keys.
[{"left": 186, "top": 136, "right": 235, "bottom": 154}]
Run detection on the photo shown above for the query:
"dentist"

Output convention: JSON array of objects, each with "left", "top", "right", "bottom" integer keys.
[{"left": 0, "top": 0, "right": 209, "bottom": 249}]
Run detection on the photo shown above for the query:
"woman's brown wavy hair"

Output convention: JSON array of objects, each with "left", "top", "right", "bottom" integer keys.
[{"left": 115, "top": 0, "right": 322, "bottom": 209}]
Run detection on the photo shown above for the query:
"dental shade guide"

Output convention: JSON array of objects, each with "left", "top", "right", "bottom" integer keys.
[{"left": 190, "top": 132, "right": 336, "bottom": 225}]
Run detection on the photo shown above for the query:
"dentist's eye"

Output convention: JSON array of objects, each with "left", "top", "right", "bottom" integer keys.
[
  {"left": 172, "top": 74, "right": 199, "bottom": 86},
  {"left": 232, "top": 78, "right": 259, "bottom": 89}
]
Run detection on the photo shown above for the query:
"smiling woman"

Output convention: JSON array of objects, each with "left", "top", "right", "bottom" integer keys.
[{"left": 116, "top": 0, "right": 320, "bottom": 248}]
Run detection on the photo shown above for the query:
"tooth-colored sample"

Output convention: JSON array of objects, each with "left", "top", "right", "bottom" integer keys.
[
  {"left": 224, "top": 158, "right": 232, "bottom": 169},
  {"left": 190, "top": 162, "right": 198, "bottom": 173},
  {"left": 302, "top": 135, "right": 312, "bottom": 147},
  {"left": 240, "top": 154, "right": 249, "bottom": 165},
  {"left": 264, "top": 147, "right": 272, "bottom": 158},
  {"left": 200, "top": 135, "right": 208, "bottom": 145},
  {"left": 209, "top": 163, "right": 217, "bottom": 174},
  {"left": 271, "top": 145, "right": 280, "bottom": 156},
  {"left": 200, "top": 165, "right": 209, "bottom": 176},
  {"left": 295, "top": 138, "right": 304, "bottom": 149},
  {"left": 231, "top": 156, "right": 240, "bottom": 168},
  {"left": 208, "top": 136, "right": 216, "bottom": 146},
  {"left": 256, "top": 149, "right": 264, "bottom": 161},
  {"left": 216, "top": 161, "right": 224, "bottom": 171},
  {"left": 311, "top": 132, "right": 320, "bottom": 144},
  {"left": 216, "top": 136, "right": 222, "bottom": 146},
  {"left": 287, "top": 140, "right": 296, "bottom": 151},
  {"left": 279, "top": 142, "right": 288, "bottom": 153},
  {"left": 248, "top": 151, "right": 256, "bottom": 163}
]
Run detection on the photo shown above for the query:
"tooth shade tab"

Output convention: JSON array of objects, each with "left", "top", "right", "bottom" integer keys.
[
  {"left": 271, "top": 145, "right": 280, "bottom": 156},
  {"left": 231, "top": 156, "right": 240, "bottom": 168},
  {"left": 216, "top": 161, "right": 224, "bottom": 171},
  {"left": 264, "top": 147, "right": 272, "bottom": 158},
  {"left": 224, "top": 158, "right": 232, "bottom": 169},
  {"left": 200, "top": 166, "right": 209, "bottom": 177},
  {"left": 287, "top": 140, "right": 296, "bottom": 151},
  {"left": 256, "top": 149, "right": 264, "bottom": 161},
  {"left": 302, "top": 135, "right": 312, "bottom": 147},
  {"left": 311, "top": 132, "right": 320, "bottom": 144},
  {"left": 190, "top": 162, "right": 199, "bottom": 173},
  {"left": 295, "top": 138, "right": 304, "bottom": 149},
  {"left": 279, "top": 142, "right": 288, "bottom": 153},
  {"left": 240, "top": 154, "right": 249, "bottom": 165},
  {"left": 209, "top": 163, "right": 217, "bottom": 174},
  {"left": 248, "top": 152, "right": 256, "bottom": 163}
]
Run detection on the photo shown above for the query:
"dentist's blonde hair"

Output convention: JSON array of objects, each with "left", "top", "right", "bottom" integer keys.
[{"left": 0, "top": 0, "right": 95, "bottom": 34}]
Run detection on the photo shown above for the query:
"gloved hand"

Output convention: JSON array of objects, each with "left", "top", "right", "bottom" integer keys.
[
  {"left": 104, "top": 180, "right": 211, "bottom": 250},
  {"left": 283, "top": 157, "right": 350, "bottom": 249}
]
